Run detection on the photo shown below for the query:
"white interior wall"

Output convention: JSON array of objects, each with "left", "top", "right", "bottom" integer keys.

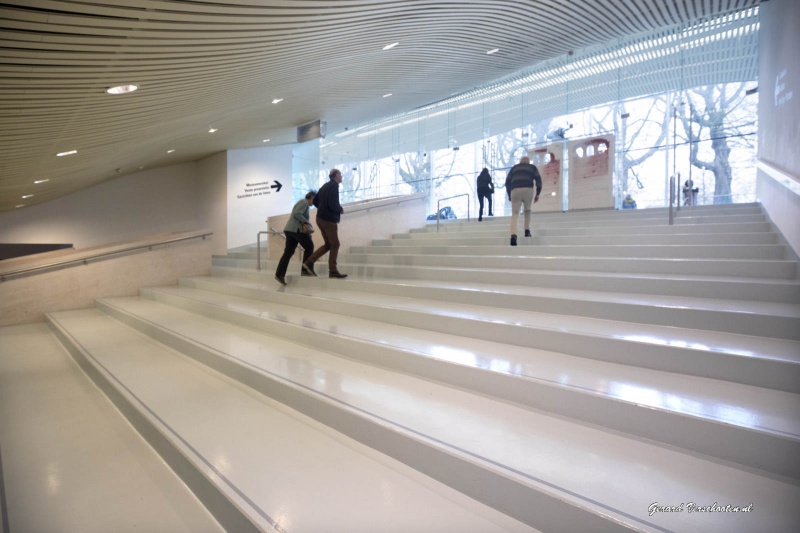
[
  {"left": 0, "top": 162, "right": 202, "bottom": 249},
  {"left": 757, "top": 163, "right": 800, "bottom": 260},
  {"left": 227, "top": 144, "right": 293, "bottom": 251},
  {"left": 196, "top": 152, "right": 229, "bottom": 255}
]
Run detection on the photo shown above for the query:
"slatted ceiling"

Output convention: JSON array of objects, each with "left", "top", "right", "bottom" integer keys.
[
  {"left": 332, "top": 4, "right": 759, "bottom": 165},
  {"left": 0, "top": 1, "right": 758, "bottom": 212}
]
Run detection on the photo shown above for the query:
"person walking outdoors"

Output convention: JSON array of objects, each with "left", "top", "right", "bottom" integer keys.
[
  {"left": 504, "top": 156, "right": 542, "bottom": 246},
  {"left": 303, "top": 168, "right": 348, "bottom": 278},
  {"left": 476, "top": 167, "right": 494, "bottom": 221},
  {"left": 274, "top": 191, "right": 317, "bottom": 286}
]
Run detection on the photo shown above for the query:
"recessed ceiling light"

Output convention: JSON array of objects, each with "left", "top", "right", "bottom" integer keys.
[
  {"left": 262, "top": 139, "right": 270, "bottom": 143},
  {"left": 34, "top": 179, "right": 49, "bottom": 184},
  {"left": 487, "top": 48, "right": 499, "bottom": 54},
  {"left": 272, "top": 98, "right": 283, "bottom": 104},
  {"left": 208, "top": 128, "right": 218, "bottom": 133},
  {"left": 106, "top": 84, "right": 139, "bottom": 95},
  {"left": 167, "top": 149, "right": 175, "bottom": 153},
  {"left": 383, "top": 42, "right": 399, "bottom": 50},
  {"left": 56, "top": 150, "right": 77, "bottom": 157},
  {"left": 22, "top": 194, "right": 34, "bottom": 199},
  {"left": 383, "top": 93, "right": 392, "bottom": 98},
  {"left": 16, "top": 204, "right": 25, "bottom": 208}
]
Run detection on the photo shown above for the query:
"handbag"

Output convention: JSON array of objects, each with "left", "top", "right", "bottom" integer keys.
[{"left": 300, "top": 222, "right": 314, "bottom": 234}]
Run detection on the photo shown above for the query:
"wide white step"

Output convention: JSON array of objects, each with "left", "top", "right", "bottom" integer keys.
[
  {"left": 341, "top": 252, "right": 796, "bottom": 279},
  {"left": 353, "top": 242, "right": 788, "bottom": 260},
  {"left": 173, "top": 275, "right": 800, "bottom": 392},
  {"left": 243, "top": 272, "right": 800, "bottom": 340},
  {"left": 398, "top": 221, "right": 775, "bottom": 240},
  {"left": 87, "top": 295, "right": 800, "bottom": 533},
  {"left": 214, "top": 262, "right": 800, "bottom": 304},
  {"left": 0, "top": 323, "right": 225, "bottom": 533},
  {"left": 47, "top": 308, "right": 534, "bottom": 533}
]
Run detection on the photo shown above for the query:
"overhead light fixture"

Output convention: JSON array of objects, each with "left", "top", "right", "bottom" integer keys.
[
  {"left": 106, "top": 84, "right": 138, "bottom": 95},
  {"left": 383, "top": 42, "right": 399, "bottom": 50},
  {"left": 272, "top": 98, "right": 283, "bottom": 104},
  {"left": 34, "top": 179, "right": 49, "bottom": 184},
  {"left": 56, "top": 150, "right": 77, "bottom": 157},
  {"left": 167, "top": 149, "right": 175, "bottom": 153},
  {"left": 16, "top": 204, "right": 25, "bottom": 208},
  {"left": 487, "top": 48, "right": 499, "bottom": 54},
  {"left": 208, "top": 128, "right": 218, "bottom": 133},
  {"left": 383, "top": 93, "right": 392, "bottom": 98},
  {"left": 262, "top": 139, "right": 270, "bottom": 143},
  {"left": 22, "top": 194, "right": 34, "bottom": 199}
]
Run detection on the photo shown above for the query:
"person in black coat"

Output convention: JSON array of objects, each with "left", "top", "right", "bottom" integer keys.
[
  {"left": 303, "top": 169, "right": 348, "bottom": 278},
  {"left": 476, "top": 168, "right": 494, "bottom": 221}
]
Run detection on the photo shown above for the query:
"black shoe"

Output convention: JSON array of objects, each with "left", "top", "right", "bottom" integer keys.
[
  {"left": 302, "top": 262, "right": 317, "bottom": 276},
  {"left": 524, "top": 229, "right": 532, "bottom": 237},
  {"left": 300, "top": 270, "right": 314, "bottom": 276},
  {"left": 329, "top": 271, "right": 348, "bottom": 279},
  {"left": 274, "top": 275, "right": 287, "bottom": 286},
  {"left": 510, "top": 235, "right": 517, "bottom": 246},
  {"left": 478, "top": 216, "right": 482, "bottom": 222},
  {"left": 488, "top": 212, "right": 494, "bottom": 216}
]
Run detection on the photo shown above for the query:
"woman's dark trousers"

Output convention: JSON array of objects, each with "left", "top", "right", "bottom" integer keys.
[{"left": 275, "top": 231, "right": 314, "bottom": 278}]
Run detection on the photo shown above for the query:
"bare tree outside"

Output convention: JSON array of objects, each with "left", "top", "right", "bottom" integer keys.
[
  {"left": 398, "top": 151, "right": 431, "bottom": 195},
  {"left": 679, "top": 83, "right": 758, "bottom": 204}
]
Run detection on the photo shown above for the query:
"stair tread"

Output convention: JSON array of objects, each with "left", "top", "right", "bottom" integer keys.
[
  {"left": 306, "top": 275, "right": 800, "bottom": 319},
  {"left": 90, "top": 296, "right": 800, "bottom": 533},
  {"left": 0, "top": 324, "right": 225, "bottom": 533},
  {"left": 46, "top": 308, "right": 533, "bottom": 533},
  {"left": 140, "top": 284, "right": 800, "bottom": 436},
  {"left": 197, "top": 273, "right": 800, "bottom": 362}
]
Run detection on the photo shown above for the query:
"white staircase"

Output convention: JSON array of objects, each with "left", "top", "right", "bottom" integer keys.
[{"left": 3, "top": 203, "right": 799, "bottom": 532}]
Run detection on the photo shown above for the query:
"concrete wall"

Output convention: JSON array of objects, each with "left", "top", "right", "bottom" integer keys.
[
  {"left": 0, "top": 231, "right": 212, "bottom": 326},
  {"left": 267, "top": 194, "right": 427, "bottom": 264},
  {"left": 196, "top": 152, "right": 229, "bottom": 255},
  {"left": 757, "top": 163, "right": 800, "bottom": 261},
  {"left": 756, "top": 0, "right": 800, "bottom": 262},
  {"left": 0, "top": 162, "right": 202, "bottom": 249}
]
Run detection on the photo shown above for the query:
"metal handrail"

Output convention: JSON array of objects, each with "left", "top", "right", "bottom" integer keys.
[
  {"left": 668, "top": 172, "right": 680, "bottom": 225},
  {"left": 1, "top": 231, "right": 212, "bottom": 282},
  {"left": 436, "top": 193, "right": 470, "bottom": 232},
  {"left": 343, "top": 192, "right": 426, "bottom": 214},
  {"left": 256, "top": 229, "right": 285, "bottom": 271}
]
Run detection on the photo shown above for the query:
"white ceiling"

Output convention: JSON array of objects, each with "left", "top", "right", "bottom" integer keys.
[{"left": 0, "top": 0, "right": 759, "bottom": 212}]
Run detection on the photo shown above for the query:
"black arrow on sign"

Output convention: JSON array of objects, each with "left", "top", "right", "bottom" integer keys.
[{"left": 271, "top": 180, "right": 283, "bottom": 193}]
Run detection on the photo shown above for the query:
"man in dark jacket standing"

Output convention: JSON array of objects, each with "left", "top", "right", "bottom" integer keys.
[
  {"left": 504, "top": 156, "right": 542, "bottom": 246},
  {"left": 303, "top": 168, "right": 348, "bottom": 278}
]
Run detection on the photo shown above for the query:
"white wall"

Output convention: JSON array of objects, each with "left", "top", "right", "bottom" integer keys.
[
  {"left": 757, "top": 163, "right": 800, "bottom": 260},
  {"left": 0, "top": 162, "right": 202, "bottom": 249},
  {"left": 196, "top": 151, "right": 228, "bottom": 255},
  {"left": 227, "top": 144, "right": 294, "bottom": 250}
]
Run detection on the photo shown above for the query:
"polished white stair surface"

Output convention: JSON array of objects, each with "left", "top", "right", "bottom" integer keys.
[
  {"left": 0, "top": 324, "right": 225, "bottom": 533},
  {"left": 2, "top": 203, "right": 799, "bottom": 533},
  {"left": 46, "top": 308, "right": 535, "bottom": 533}
]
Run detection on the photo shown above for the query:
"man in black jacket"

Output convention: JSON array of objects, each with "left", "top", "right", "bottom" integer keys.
[
  {"left": 504, "top": 156, "right": 542, "bottom": 246},
  {"left": 303, "top": 168, "right": 348, "bottom": 278}
]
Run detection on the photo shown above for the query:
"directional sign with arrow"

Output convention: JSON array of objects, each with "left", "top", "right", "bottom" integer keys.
[{"left": 271, "top": 180, "right": 282, "bottom": 192}]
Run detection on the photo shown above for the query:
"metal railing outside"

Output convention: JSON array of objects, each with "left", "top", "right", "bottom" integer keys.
[
  {"left": 1, "top": 231, "right": 212, "bottom": 282},
  {"left": 436, "top": 194, "right": 470, "bottom": 232},
  {"left": 668, "top": 172, "right": 680, "bottom": 225}
]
